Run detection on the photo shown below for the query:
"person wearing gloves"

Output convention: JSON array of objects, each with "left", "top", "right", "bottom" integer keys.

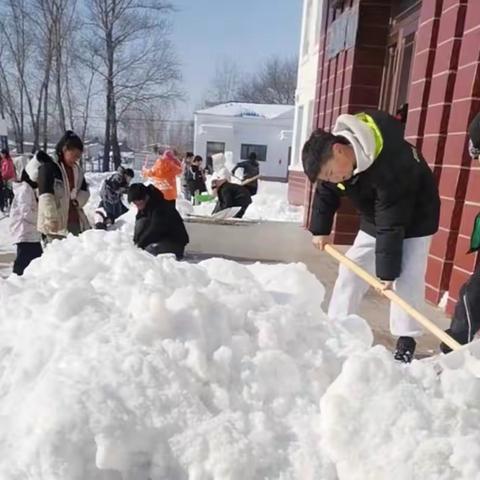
[
  {"left": 37, "top": 131, "right": 90, "bottom": 239},
  {"left": 128, "top": 183, "right": 189, "bottom": 260},
  {"left": 94, "top": 166, "right": 134, "bottom": 229},
  {"left": 441, "top": 112, "right": 480, "bottom": 353},
  {"left": 142, "top": 149, "right": 182, "bottom": 205},
  {"left": 211, "top": 169, "right": 252, "bottom": 219},
  {"left": 9, "top": 157, "right": 43, "bottom": 275},
  {"left": 302, "top": 110, "right": 440, "bottom": 363}
]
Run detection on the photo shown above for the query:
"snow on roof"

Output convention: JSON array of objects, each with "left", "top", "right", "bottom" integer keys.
[{"left": 196, "top": 102, "right": 294, "bottom": 119}]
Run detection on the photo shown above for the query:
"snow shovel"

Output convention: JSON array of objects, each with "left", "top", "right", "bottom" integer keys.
[
  {"left": 323, "top": 245, "right": 480, "bottom": 373},
  {"left": 241, "top": 175, "right": 261, "bottom": 187}
]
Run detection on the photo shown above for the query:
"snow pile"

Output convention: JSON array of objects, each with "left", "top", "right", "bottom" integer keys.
[
  {"left": 245, "top": 181, "right": 304, "bottom": 222},
  {"left": 320, "top": 347, "right": 480, "bottom": 480},
  {"left": 2, "top": 230, "right": 480, "bottom": 478},
  {"left": 0, "top": 230, "right": 371, "bottom": 479}
]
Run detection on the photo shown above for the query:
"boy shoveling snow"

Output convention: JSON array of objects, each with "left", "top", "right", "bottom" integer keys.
[{"left": 303, "top": 110, "right": 440, "bottom": 363}]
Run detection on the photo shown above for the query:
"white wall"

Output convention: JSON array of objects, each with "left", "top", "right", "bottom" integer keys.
[
  {"left": 290, "top": 0, "right": 325, "bottom": 171},
  {"left": 194, "top": 114, "right": 293, "bottom": 180}
]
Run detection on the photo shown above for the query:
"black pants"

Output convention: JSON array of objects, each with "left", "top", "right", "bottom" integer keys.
[
  {"left": 145, "top": 241, "right": 185, "bottom": 260},
  {"left": 13, "top": 242, "right": 43, "bottom": 275},
  {"left": 441, "top": 263, "right": 480, "bottom": 353},
  {"left": 0, "top": 183, "right": 13, "bottom": 212},
  {"left": 245, "top": 184, "right": 258, "bottom": 197}
]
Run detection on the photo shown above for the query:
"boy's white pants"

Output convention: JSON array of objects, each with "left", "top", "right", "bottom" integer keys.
[{"left": 328, "top": 231, "right": 431, "bottom": 337}]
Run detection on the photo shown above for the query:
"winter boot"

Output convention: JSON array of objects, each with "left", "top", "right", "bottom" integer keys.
[{"left": 394, "top": 336, "right": 416, "bottom": 363}]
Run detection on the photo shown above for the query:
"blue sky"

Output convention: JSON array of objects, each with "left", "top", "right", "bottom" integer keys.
[{"left": 171, "top": 0, "right": 303, "bottom": 117}]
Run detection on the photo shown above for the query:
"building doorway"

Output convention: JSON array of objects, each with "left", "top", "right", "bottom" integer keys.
[{"left": 379, "top": 0, "right": 422, "bottom": 118}]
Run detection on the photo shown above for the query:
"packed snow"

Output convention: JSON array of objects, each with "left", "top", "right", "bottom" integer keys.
[
  {"left": 1, "top": 227, "right": 480, "bottom": 478},
  {"left": 0, "top": 230, "right": 370, "bottom": 479}
]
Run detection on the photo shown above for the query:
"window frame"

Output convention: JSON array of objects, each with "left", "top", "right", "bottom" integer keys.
[{"left": 240, "top": 143, "right": 268, "bottom": 162}]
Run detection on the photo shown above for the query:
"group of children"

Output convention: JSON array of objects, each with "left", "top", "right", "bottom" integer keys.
[
  {"left": 303, "top": 109, "right": 480, "bottom": 362},
  {"left": 8, "top": 139, "right": 192, "bottom": 273},
  {"left": 8, "top": 138, "right": 264, "bottom": 278},
  {"left": 141, "top": 148, "right": 260, "bottom": 219}
]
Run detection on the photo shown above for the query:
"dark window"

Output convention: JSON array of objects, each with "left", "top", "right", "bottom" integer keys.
[
  {"left": 206, "top": 141, "right": 225, "bottom": 159},
  {"left": 379, "top": 2, "right": 420, "bottom": 116},
  {"left": 241, "top": 144, "right": 267, "bottom": 162}
]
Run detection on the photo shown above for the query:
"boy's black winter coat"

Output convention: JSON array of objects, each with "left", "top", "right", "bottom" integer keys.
[{"left": 310, "top": 110, "right": 440, "bottom": 280}]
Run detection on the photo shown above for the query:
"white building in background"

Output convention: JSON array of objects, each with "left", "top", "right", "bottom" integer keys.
[
  {"left": 290, "top": 0, "right": 325, "bottom": 173},
  {"left": 194, "top": 102, "right": 294, "bottom": 181}
]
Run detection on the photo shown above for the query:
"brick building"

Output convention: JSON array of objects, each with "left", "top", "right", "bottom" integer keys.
[{"left": 288, "top": 0, "right": 480, "bottom": 313}]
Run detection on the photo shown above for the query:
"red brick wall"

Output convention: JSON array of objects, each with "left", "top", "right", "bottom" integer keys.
[
  {"left": 444, "top": 0, "right": 480, "bottom": 313},
  {"left": 407, "top": 0, "right": 480, "bottom": 313}
]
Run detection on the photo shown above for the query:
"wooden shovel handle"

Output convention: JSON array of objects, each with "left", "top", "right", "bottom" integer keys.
[
  {"left": 324, "top": 244, "right": 462, "bottom": 352},
  {"left": 241, "top": 175, "right": 261, "bottom": 186}
]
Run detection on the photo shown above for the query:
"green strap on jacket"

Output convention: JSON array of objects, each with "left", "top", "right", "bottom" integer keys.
[
  {"left": 355, "top": 112, "right": 384, "bottom": 159},
  {"left": 470, "top": 213, "right": 480, "bottom": 253}
]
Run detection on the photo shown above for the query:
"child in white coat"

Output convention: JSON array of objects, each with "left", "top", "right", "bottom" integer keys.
[{"left": 9, "top": 157, "right": 43, "bottom": 275}]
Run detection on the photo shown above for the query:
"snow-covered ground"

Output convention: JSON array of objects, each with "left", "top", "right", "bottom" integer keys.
[{"left": 1, "top": 229, "right": 479, "bottom": 479}]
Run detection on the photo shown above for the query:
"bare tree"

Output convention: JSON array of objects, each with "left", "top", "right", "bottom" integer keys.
[
  {"left": 85, "top": 0, "right": 181, "bottom": 171},
  {"left": 0, "top": 0, "right": 37, "bottom": 152},
  {"left": 0, "top": 0, "right": 75, "bottom": 151},
  {"left": 75, "top": 53, "right": 101, "bottom": 143},
  {"left": 237, "top": 56, "right": 298, "bottom": 105},
  {"left": 202, "top": 58, "right": 241, "bottom": 107}
]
